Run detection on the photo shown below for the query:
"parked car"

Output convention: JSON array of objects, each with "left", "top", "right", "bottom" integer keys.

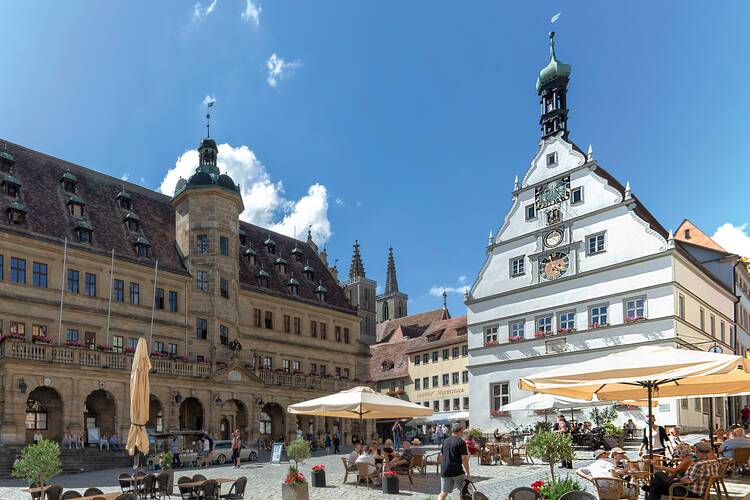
[{"left": 208, "top": 440, "right": 258, "bottom": 464}]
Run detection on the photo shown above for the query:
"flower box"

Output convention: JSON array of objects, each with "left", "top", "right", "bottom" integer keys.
[
  {"left": 151, "top": 351, "right": 168, "bottom": 358},
  {"left": 589, "top": 323, "right": 609, "bottom": 329},
  {"left": 509, "top": 336, "right": 524, "bottom": 342},
  {"left": 281, "top": 482, "right": 309, "bottom": 500},
  {"left": 534, "top": 331, "right": 548, "bottom": 338},
  {"left": 556, "top": 328, "right": 576, "bottom": 334},
  {"left": 382, "top": 473, "right": 399, "bottom": 494},
  {"left": 125, "top": 347, "right": 136, "bottom": 354},
  {"left": 490, "top": 409, "right": 509, "bottom": 417},
  {"left": 484, "top": 340, "right": 499, "bottom": 347},
  {"left": 0, "top": 334, "right": 25, "bottom": 343},
  {"left": 311, "top": 465, "right": 326, "bottom": 488},
  {"left": 97, "top": 345, "right": 112, "bottom": 352},
  {"left": 66, "top": 340, "right": 84, "bottom": 348},
  {"left": 292, "top": 370, "right": 304, "bottom": 375},
  {"left": 624, "top": 316, "right": 645, "bottom": 324},
  {"left": 176, "top": 355, "right": 189, "bottom": 362},
  {"left": 32, "top": 336, "right": 52, "bottom": 344}
]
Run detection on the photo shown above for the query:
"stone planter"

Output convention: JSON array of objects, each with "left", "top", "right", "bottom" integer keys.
[
  {"left": 382, "top": 475, "right": 399, "bottom": 494},
  {"left": 311, "top": 470, "right": 326, "bottom": 488},
  {"left": 281, "top": 482, "right": 310, "bottom": 500}
]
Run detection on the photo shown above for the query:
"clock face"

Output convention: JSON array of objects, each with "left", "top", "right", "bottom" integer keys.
[
  {"left": 540, "top": 252, "right": 569, "bottom": 280},
  {"left": 544, "top": 229, "right": 564, "bottom": 248},
  {"left": 535, "top": 176, "right": 570, "bottom": 208}
]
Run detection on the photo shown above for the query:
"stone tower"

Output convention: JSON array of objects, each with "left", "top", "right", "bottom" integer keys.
[
  {"left": 343, "top": 240, "right": 377, "bottom": 345},
  {"left": 376, "top": 246, "right": 408, "bottom": 322},
  {"left": 172, "top": 134, "right": 244, "bottom": 362}
]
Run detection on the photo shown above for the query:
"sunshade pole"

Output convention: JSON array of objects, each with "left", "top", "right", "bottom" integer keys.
[
  {"left": 708, "top": 398, "right": 714, "bottom": 451},
  {"left": 647, "top": 383, "right": 653, "bottom": 468}
]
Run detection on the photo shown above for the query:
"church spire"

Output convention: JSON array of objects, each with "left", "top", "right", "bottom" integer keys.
[
  {"left": 385, "top": 246, "right": 399, "bottom": 294},
  {"left": 536, "top": 31, "right": 572, "bottom": 139},
  {"left": 348, "top": 240, "right": 366, "bottom": 280}
]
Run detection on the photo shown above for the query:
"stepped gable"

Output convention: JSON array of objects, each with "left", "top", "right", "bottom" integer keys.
[
  {"left": 405, "top": 315, "right": 467, "bottom": 353},
  {"left": 376, "top": 308, "right": 449, "bottom": 343},
  {"left": 0, "top": 140, "right": 186, "bottom": 274},
  {"left": 238, "top": 223, "right": 355, "bottom": 313}
]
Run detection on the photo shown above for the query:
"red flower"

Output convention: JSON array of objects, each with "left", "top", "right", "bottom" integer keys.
[
  {"left": 312, "top": 464, "right": 325, "bottom": 472},
  {"left": 383, "top": 471, "right": 398, "bottom": 477},
  {"left": 531, "top": 480, "right": 545, "bottom": 492}
]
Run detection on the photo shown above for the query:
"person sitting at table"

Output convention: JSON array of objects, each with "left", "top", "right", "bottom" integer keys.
[
  {"left": 383, "top": 439, "right": 397, "bottom": 461},
  {"left": 624, "top": 419, "right": 637, "bottom": 439},
  {"left": 372, "top": 444, "right": 384, "bottom": 464},
  {"left": 668, "top": 426, "right": 683, "bottom": 452},
  {"left": 410, "top": 438, "right": 423, "bottom": 455},
  {"left": 652, "top": 443, "right": 694, "bottom": 479},
  {"left": 355, "top": 446, "right": 381, "bottom": 486},
  {"left": 719, "top": 427, "right": 750, "bottom": 458},
  {"left": 493, "top": 428, "right": 502, "bottom": 442},
  {"left": 347, "top": 444, "right": 362, "bottom": 469},
  {"left": 110, "top": 433, "right": 121, "bottom": 451},
  {"left": 645, "top": 441, "right": 717, "bottom": 500},
  {"left": 577, "top": 449, "right": 638, "bottom": 497},
  {"left": 386, "top": 441, "right": 414, "bottom": 472}
]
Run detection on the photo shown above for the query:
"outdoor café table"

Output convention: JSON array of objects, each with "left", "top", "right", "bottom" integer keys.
[
  {"left": 78, "top": 493, "right": 121, "bottom": 500},
  {"left": 178, "top": 477, "right": 234, "bottom": 489}
]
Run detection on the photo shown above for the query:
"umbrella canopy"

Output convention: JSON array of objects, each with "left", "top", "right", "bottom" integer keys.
[
  {"left": 287, "top": 386, "right": 432, "bottom": 420},
  {"left": 501, "top": 393, "right": 601, "bottom": 411},
  {"left": 126, "top": 338, "right": 151, "bottom": 456},
  {"left": 519, "top": 345, "right": 750, "bottom": 401}
]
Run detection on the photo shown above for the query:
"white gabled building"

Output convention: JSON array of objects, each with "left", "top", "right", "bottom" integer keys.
[{"left": 466, "top": 33, "right": 735, "bottom": 433}]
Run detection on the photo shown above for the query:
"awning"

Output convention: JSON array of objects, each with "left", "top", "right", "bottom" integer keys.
[{"left": 406, "top": 410, "right": 469, "bottom": 426}]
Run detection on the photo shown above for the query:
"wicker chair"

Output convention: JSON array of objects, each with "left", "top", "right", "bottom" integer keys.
[
  {"left": 668, "top": 476, "right": 716, "bottom": 500},
  {"left": 410, "top": 453, "right": 427, "bottom": 474},
  {"left": 341, "top": 457, "right": 354, "bottom": 483},
  {"left": 734, "top": 447, "right": 750, "bottom": 473},
  {"left": 43, "top": 484, "right": 64, "bottom": 500},
  {"left": 425, "top": 452, "right": 442, "bottom": 474},
  {"left": 219, "top": 476, "right": 246, "bottom": 500},
  {"left": 514, "top": 444, "right": 534, "bottom": 464},
  {"left": 355, "top": 462, "right": 379, "bottom": 488},
  {"left": 559, "top": 492, "right": 596, "bottom": 500},
  {"left": 119, "top": 472, "right": 136, "bottom": 493},
  {"left": 592, "top": 477, "right": 637, "bottom": 500},
  {"left": 176, "top": 476, "right": 197, "bottom": 500},
  {"left": 388, "top": 456, "right": 414, "bottom": 484},
  {"left": 60, "top": 492, "right": 82, "bottom": 499},
  {"left": 713, "top": 458, "right": 733, "bottom": 499},
  {"left": 83, "top": 488, "right": 104, "bottom": 497},
  {"left": 508, "top": 486, "right": 541, "bottom": 500},
  {"left": 115, "top": 495, "right": 137, "bottom": 500},
  {"left": 200, "top": 480, "right": 220, "bottom": 500},
  {"left": 156, "top": 471, "right": 172, "bottom": 499}
]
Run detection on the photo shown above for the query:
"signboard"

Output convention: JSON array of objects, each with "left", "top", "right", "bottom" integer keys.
[{"left": 270, "top": 442, "right": 288, "bottom": 464}]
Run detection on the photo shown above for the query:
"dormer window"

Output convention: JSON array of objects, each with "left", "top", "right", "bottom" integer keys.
[
  {"left": 315, "top": 281, "right": 327, "bottom": 302},
  {"left": 67, "top": 195, "right": 85, "bottom": 218},
  {"left": 124, "top": 210, "right": 140, "bottom": 231},
  {"left": 256, "top": 265, "right": 270, "bottom": 288},
  {"left": 244, "top": 246, "right": 257, "bottom": 266},
  {"left": 61, "top": 170, "right": 78, "bottom": 193},
  {"left": 0, "top": 147, "right": 16, "bottom": 174},
  {"left": 239, "top": 228, "right": 247, "bottom": 246},
  {"left": 287, "top": 276, "right": 300, "bottom": 296},
  {"left": 2, "top": 175, "right": 20, "bottom": 197},
  {"left": 275, "top": 256, "right": 287, "bottom": 274},
  {"left": 303, "top": 261, "right": 315, "bottom": 281},
  {"left": 77, "top": 220, "right": 93, "bottom": 244},
  {"left": 7, "top": 201, "right": 27, "bottom": 225},
  {"left": 135, "top": 236, "right": 150, "bottom": 257},
  {"left": 381, "top": 360, "right": 394, "bottom": 371},
  {"left": 684, "top": 229, "right": 692, "bottom": 240},
  {"left": 116, "top": 188, "right": 132, "bottom": 210},
  {"left": 264, "top": 235, "right": 276, "bottom": 255},
  {"left": 291, "top": 245, "right": 304, "bottom": 263}
]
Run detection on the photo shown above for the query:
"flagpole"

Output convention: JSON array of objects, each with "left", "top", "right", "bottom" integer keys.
[{"left": 57, "top": 238, "right": 68, "bottom": 345}]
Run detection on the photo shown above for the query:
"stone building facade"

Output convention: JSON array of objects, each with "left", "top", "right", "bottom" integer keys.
[{"left": 0, "top": 134, "right": 369, "bottom": 448}]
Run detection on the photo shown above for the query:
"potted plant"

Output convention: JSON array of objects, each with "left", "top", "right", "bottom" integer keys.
[
  {"left": 526, "top": 430, "right": 573, "bottom": 481},
  {"left": 531, "top": 476, "right": 584, "bottom": 500},
  {"left": 310, "top": 464, "right": 326, "bottom": 487},
  {"left": 158, "top": 451, "right": 175, "bottom": 491},
  {"left": 281, "top": 438, "right": 310, "bottom": 500},
  {"left": 604, "top": 422, "right": 624, "bottom": 447},
  {"left": 468, "top": 428, "right": 486, "bottom": 448},
  {"left": 534, "top": 331, "right": 547, "bottom": 338},
  {"left": 12, "top": 439, "right": 62, "bottom": 489},
  {"left": 382, "top": 470, "right": 399, "bottom": 494}
]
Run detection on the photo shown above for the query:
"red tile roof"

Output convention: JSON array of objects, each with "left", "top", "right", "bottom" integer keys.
[
  {"left": 405, "top": 315, "right": 467, "bottom": 354},
  {"left": 375, "top": 308, "right": 449, "bottom": 343}
]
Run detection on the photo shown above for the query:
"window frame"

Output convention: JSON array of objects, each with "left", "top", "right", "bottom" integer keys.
[
  {"left": 586, "top": 231, "right": 607, "bottom": 255},
  {"left": 525, "top": 204, "right": 536, "bottom": 221},
  {"left": 546, "top": 151, "right": 558, "bottom": 166},
  {"left": 571, "top": 186, "right": 583, "bottom": 205},
  {"left": 484, "top": 325, "right": 498, "bottom": 344},
  {"left": 10, "top": 257, "right": 26, "bottom": 284},
  {"left": 32, "top": 262, "right": 47, "bottom": 288},
  {"left": 510, "top": 255, "right": 526, "bottom": 277},
  {"left": 558, "top": 310, "right": 575, "bottom": 331},
  {"left": 491, "top": 382, "right": 510, "bottom": 410},
  {"left": 509, "top": 319, "right": 525, "bottom": 340},
  {"left": 67, "top": 269, "right": 80, "bottom": 294},
  {"left": 589, "top": 303, "right": 609, "bottom": 327},
  {"left": 624, "top": 296, "right": 647, "bottom": 321}
]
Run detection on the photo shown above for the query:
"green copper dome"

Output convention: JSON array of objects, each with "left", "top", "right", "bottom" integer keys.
[{"left": 536, "top": 32, "right": 571, "bottom": 92}]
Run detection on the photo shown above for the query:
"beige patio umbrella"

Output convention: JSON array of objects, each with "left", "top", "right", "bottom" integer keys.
[
  {"left": 126, "top": 338, "right": 152, "bottom": 460},
  {"left": 519, "top": 344, "right": 750, "bottom": 461},
  {"left": 287, "top": 386, "right": 432, "bottom": 439}
]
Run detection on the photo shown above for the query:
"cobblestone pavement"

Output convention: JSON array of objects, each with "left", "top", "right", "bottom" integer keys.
[{"left": 1, "top": 446, "right": 748, "bottom": 499}]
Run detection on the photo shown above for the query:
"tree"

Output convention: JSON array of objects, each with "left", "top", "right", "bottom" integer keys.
[
  {"left": 589, "top": 406, "right": 618, "bottom": 426},
  {"left": 286, "top": 438, "right": 311, "bottom": 470},
  {"left": 526, "top": 430, "right": 573, "bottom": 481},
  {"left": 12, "top": 439, "right": 62, "bottom": 487}
]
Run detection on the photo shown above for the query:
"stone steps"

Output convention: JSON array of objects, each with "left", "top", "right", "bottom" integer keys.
[{"left": 0, "top": 445, "right": 133, "bottom": 478}]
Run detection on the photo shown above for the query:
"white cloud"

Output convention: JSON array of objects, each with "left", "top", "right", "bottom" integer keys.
[
  {"left": 120, "top": 173, "right": 130, "bottom": 181},
  {"left": 241, "top": 0, "right": 261, "bottom": 25},
  {"left": 335, "top": 197, "right": 344, "bottom": 206},
  {"left": 712, "top": 223, "right": 750, "bottom": 258},
  {"left": 193, "top": 0, "right": 218, "bottom": 23},
  {"left": 139, "top": 177, "right": 146, "bottom": 185},
  {"left": 429, "top": 276, "right": 469, "bottom": 297},
  {"left": 266, "top": 53, "right": 302, "bottom": 88},
  {"left": 203, "top": 94, "right": 216, "bottom": 106},
  {"left": 159, "top": 143, "right": 332, "bottom": 243}
]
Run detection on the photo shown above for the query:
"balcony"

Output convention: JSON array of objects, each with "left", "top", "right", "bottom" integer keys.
[{"left": 0, "top": 339, "right": 358, "bottom": 390}]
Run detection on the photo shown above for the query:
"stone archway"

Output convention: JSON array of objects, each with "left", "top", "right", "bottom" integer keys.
[
  {"left": 84, "top": 389, "right": 116, "bottom": 445},
  {"left": 259, "top": 402, "right": 284, "bottom": 442},
  {"left": 220, "top": 399, "right": 248, "bottom": 442},
  {"left": 147, "top": 395, "right": 163, "bottom": 433},
  {"left": 179, "top": 397, "right": 204, "bottom": 431},
  {"left": 26, "top": 386, "right": 64, "bottom": 443}
]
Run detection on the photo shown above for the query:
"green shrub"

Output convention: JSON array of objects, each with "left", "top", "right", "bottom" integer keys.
[
  {"left": 468, "top": 428, "right": 483, "bottom": 439},
  {"left": 286, "top": 438, "right": 311, "bottom": 469},
  {"left": 12, "top": 439, "right": 62, "bottom": 487},
  {"left": 604, "top": 422, "right": 622, "bottom": 437},
  {"left": 526, "top": 430, "right": 573, "bottom": 480},
  {"left": 537, "top": 475, "right": 584, "bottom": 500},
  {"left": 534, "top": 420, "right": 552, "bottom": 433},
  {"left": 589, "top": 406, "right": 618, "bottom": 426},
  {"left": 160, "top": 450, "right": 174, "bottom": 469}
]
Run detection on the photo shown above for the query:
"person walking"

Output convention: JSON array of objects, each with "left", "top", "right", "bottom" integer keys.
[
  {"left": 324, "top": 431, "right": 332, "bottom": 454},
  {"left": 438, "top": 422, "right": 472, "bottom": 500},
  {"left": 333, "top": 427, "right": 341, "bottom": 454},
  {"left": 170, "top": 437, "right": 181, "bottom": 468},
  {"left": 392, "top": 421, "right": 403, "bottom": 451},
  {"left": 639, "top": 415, "right": 669, "bottom": 457},
  {"left": 231, "top": 429, "right": 241, "bottom": 468}
]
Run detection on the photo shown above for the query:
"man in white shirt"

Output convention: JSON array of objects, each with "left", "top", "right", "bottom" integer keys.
[
  {"left": 576, "top": 449, "right": 615, "bottom": 481},
  {"left": 355, "top": 446, "right": 381, "bottom": 485}
]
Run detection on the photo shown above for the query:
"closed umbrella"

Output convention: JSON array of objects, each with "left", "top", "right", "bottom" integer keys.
[
  {"left": 287, "top": 386, "right": 432, "bottom": 441},
  {"left": 519, "top": 345, "right": 750, "bottom": 462},
  {"left": 126, "top": 338, "right": 152, "bottom": 461}
]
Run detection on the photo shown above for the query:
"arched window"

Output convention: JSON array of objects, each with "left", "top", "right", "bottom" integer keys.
[
  {"left": 383, "top": 301, "right": 389, "bottom": 320},
  {"left": 259, "top": 411, "right": 272, "bottom": 435}
]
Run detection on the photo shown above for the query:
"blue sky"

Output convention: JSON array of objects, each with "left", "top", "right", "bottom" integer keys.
[{"left": 2, "top": 1, "right": 750, "bottom": 315}]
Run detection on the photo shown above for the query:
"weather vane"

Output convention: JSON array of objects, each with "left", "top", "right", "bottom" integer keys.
[{"left": 206, "top": 99, "right": 215, "bottom": 138}]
